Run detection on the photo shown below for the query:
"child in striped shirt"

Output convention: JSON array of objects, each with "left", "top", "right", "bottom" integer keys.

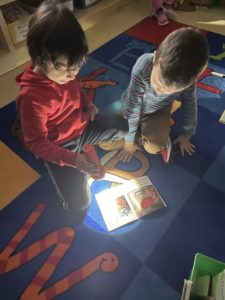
[{"left": 100, "top": 27, "right": 209, "bottom": 164}]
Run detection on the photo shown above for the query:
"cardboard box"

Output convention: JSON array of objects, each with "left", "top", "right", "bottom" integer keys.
[
  {"left": 181, "top": 253, "right": 225, "bottom": 300},
  {"left": 190, "top": 253, "right": 225, "bottom": 282}
]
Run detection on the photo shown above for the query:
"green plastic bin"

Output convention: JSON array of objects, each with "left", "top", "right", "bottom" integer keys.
[{"left": 190, "top": 253, "right": 225, "bottom": 282}]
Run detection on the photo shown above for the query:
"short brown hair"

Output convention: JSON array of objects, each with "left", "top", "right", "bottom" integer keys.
[
  {"left": 154, "top": 27, "right": 209, "bottom": 88},
  {"left": 27, "top": 0, "right": 88, "bottom": 68}
]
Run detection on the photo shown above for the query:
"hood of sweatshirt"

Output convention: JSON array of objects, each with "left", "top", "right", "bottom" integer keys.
[{"left": 16, "top": 63, "right": 58, "bottom": 89}]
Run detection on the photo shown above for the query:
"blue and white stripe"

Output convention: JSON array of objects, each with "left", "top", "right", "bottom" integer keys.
[{"left": 122, "top": 53, "right": 197, "bottom": 143}]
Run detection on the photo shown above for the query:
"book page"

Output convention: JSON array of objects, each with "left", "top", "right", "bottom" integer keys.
[
  {"left": 125, "top": 176, "right": 166, "bottom": 218},
  {"left": 219, "top": 110, "right": 225, "bottom": 124},
  {"left": 96, "top": 176, "right": 166, "bottom": 231},
  {"left": 96, "top": 184, "right": 137, "bottom": 231}
]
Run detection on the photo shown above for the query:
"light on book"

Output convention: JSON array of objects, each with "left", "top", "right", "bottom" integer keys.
[{"left": 95, "top": 176, "right": 166, "bottom": 231}]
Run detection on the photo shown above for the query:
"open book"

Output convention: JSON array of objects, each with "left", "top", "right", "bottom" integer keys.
[{"left": 95, "top": 176, "right": 166, "bottom": 231}]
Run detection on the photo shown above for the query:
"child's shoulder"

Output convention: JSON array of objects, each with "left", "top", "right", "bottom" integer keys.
[
  {"left": 133, "top": 53, "right": 153, "bottom": 75},
  {"left": 136, "top": 53, "right": 153, "bottom": 64}
]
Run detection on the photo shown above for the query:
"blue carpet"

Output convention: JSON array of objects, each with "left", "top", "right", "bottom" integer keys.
[{"left": 0, "top": 18, "right": 225, "bottom": 300}]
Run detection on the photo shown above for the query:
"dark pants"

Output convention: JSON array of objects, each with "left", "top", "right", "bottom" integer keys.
[{"left": 45, "top": 114, "right": 128, "bottom": 214}]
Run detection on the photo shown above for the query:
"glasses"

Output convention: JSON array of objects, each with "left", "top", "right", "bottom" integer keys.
[{"left": 53, "top": 61, "right": 79, "bottom": 73}]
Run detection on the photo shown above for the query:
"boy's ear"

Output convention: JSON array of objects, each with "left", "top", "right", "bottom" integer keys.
[{"left": 153, "top": 51, "right": 156, "bottom": 64}]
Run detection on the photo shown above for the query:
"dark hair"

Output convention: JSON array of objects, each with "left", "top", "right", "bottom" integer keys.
[
  {"left": 27, "top": 0, "right": 88, "bottom": 68},
  {"left": 154, "top": 27, "right": 209, "bottom": 88}
]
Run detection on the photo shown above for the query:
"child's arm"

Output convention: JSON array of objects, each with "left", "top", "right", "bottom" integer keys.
[
  {"left": 122, "top": 58, "right": 146, "bottom": 144},
  {"left": 174, "top": 83, "right": 197, "bottom": 155},
  {"left": 20, "top": 99, "right": 79, "bottom": 168},
  {"left": 75, "top": 153, "right": 103, "bottom": 177},
  {"left": 120, "top": 61, "right": 146, "bottom": 161},
  {"left": 80, "top": 89, "right": 93, "bottom": 108},
  {"left": 173, "top": 134, "right": 195, "bottom": 156},
  {"left": 87, "top": 103, "right": 99, "bottom": 121},
  {"left": 180, "top": 82, "right": 197, "bottom": 137},
  {"left": 80, "top": 89, "right": 99, "bottom": 121},
  {"left": 118, "top": 142, "right": 142, "bottom": 162}
]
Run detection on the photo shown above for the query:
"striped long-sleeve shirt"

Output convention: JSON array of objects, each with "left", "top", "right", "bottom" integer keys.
[{"left": 121, "top": 53, "right": 197, "bottom": 143}]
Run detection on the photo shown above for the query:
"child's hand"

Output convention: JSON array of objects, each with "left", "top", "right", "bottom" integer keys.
[
  {"left": 118, "top": 142, "right": 141, "bottom": 162},
  {"left": 75, "top": 153, "right": 102, "bottom": 177},
  {"left": 173, "top": 134, "right": 195, "bottom": 156},
  {"left": 87, "top": 103, "right": 99, "bottom": 121}
]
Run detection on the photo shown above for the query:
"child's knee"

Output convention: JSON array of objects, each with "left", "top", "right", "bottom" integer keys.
[
  {"left": 107, "top": 115, "right": 129, "bottom": 141},
  {"left": 142, "top": 131, "right": 169, "bottom": 148},
  {"left": 98, "top": 139, "right": 125, "bottom": 151},
  {"left": 66, "top": 182, "right": 91, "bottom": 213},
  {"left": 143, "top": 140, "right": 161, "bottom": 154},
  {"left": 141, "top": 131, "right": 170, "bottom": 154},
  {"left": 119, "top": 116, "right": 129, "bottom": 133}
]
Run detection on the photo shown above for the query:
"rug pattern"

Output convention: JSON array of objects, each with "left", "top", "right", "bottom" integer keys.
[{"left": 0, "top": 18, "right": 225, "bottom": 300}]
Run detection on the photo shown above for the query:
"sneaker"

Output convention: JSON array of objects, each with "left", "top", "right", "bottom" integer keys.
[
  {"left": 160, "top": 138, "right": 172, "bottom": 164},
  {"left": 155, "top": 7, "right": 169, "bottom": 26},
  {"left": 163, "top": 3, "right": 177, "bottom": 20}
]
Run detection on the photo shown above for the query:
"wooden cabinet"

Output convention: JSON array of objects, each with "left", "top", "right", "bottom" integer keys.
[
  {"left": 0, "top": 0, "right": 132, "bottom": 76},
  {"left": 0, "top": 0, "right": 17, "bottom": 52},
  {"left": 0, "top": 0, "right": 31, "bottom": 76},
  {"left": 0, "top": 0, "right": 150, "bottom": 107}
]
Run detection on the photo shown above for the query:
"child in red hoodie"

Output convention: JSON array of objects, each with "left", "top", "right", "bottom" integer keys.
[{"left": 16, "top": 0, "right": 128, "bottom": 214}]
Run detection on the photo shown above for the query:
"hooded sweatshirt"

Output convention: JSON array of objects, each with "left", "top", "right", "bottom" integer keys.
[{"left": 16, "top": 64, "right": 92, "bottom": 167}]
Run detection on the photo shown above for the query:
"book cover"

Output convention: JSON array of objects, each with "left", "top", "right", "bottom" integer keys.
[
  {"left": 181, "top": 280, "right": 193, "bottom": 300},
  {"left": 95, "top": 176, "right": 166, "bottom": 231},
  {"left": 219, "top": 110, "right": 225, "bottom": 124}
]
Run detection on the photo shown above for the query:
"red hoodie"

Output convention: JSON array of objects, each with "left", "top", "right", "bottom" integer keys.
[{"left": 16, "top": 64, "right": 92, "bottom": 167}]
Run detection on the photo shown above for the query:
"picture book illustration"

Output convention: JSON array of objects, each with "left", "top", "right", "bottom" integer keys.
[{"left": 96, "top": 176, "right": 166, "bottom": 231}]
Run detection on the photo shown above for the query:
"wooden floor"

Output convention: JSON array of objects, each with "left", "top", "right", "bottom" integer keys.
[{"left": 0, "top": 0, "right": 224, "bottom": 107}]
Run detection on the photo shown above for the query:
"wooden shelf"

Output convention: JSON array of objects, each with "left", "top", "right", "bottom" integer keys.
[
  {"left": 0, "top": 0, "right": 134, "bottom": 76},
  {"left": 0, "top": 0, "right": 150, "bottom": 107},
  {"left": 0, "top": 45, "right": 29, "bottom": 76}
]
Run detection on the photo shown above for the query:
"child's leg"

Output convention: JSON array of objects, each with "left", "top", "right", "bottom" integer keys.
[
  {"left": 45, "top": 161, "right": 91, "bottom": 214},
  {"left": 163, "top": 0, "right": 177, "bottom": 20},
  {"left": 98, "top": 139, "right": 125, "bottom": 151},
  {"left": 74, "top": 114, "right": 128, "bottom": 152},
  {"left": 153, "top": 0, "right": 163, "bottom": 10},
  {"left": 152, "top": 0, "right": 169, "bottom": 25},
  {"left": 45, "top": 114, "right": 128, "bottom": 213},
  {"left": 140, "top": 110, "right": 171, "bottom": 154}
]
